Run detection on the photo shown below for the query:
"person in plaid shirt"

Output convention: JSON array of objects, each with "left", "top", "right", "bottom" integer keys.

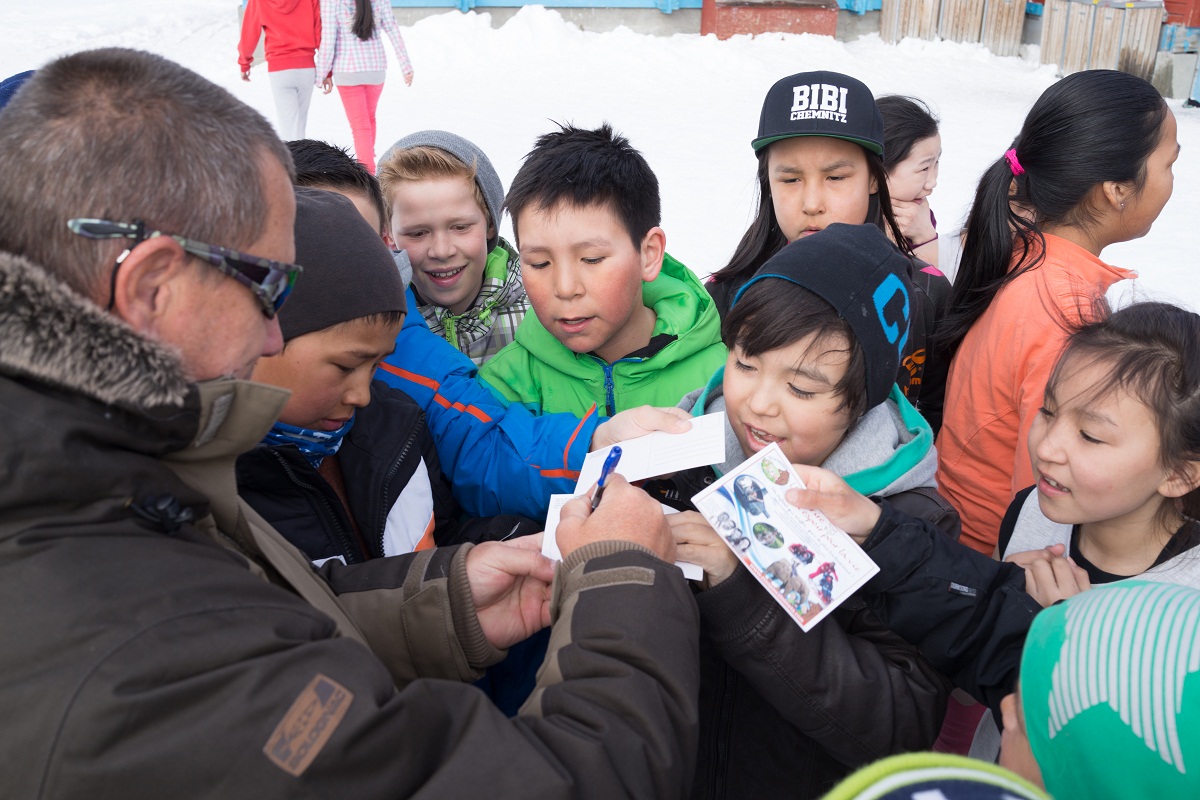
[
  {"left": 316, "top": 0, "right": 414, "bottom": 173},
  {"left": 378, "top": 130, "right": 529, "bottom": 367}
]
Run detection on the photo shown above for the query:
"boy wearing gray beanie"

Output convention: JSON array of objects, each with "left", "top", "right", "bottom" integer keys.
[{"left": 377, "top": 130, "right": 528, "bottom": 366}]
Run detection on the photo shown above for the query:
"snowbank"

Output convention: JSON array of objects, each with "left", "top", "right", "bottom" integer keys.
[{"left": 2, "top": 0, "right": 1197, "bottom": 307}]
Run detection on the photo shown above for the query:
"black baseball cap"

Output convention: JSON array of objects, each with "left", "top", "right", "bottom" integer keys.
[{"left": 752, "top": 70, "right": 884, "bottom": 156}]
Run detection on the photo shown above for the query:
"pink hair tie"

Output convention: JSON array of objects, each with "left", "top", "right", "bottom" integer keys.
[{"left": 1004, "top": 148, "right": 1025, "bottom": 176}]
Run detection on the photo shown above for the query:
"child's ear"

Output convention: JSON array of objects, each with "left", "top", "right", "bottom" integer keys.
[
  {"left": 382, "top": 230, "right": 397, "bottom": 249},
  {"left": 1159, "top": 461, "right": 1200, "bottom": 499},
  {"left": 639, "top": 226, "right": 667, "bottom": 282}
]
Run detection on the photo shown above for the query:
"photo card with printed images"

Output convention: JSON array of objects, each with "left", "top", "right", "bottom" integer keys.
[{"left": 691, "top": 442, "right": 879, "bottom": 631}]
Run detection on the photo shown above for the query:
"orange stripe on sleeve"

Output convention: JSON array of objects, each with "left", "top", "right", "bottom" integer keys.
[
  {"left": 378, "top": 362, "right": 493, "bottom": 423},
  {"left": 560, "top": 404, "right": 596, "bottom": 472},
  {"left": 539, "top": 468, "right": 581, "bottom": 480}
]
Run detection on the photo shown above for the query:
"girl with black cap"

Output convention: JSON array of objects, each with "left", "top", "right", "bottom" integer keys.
[{"left": 706, "top": 71, "right": 952, "bottom": 434}]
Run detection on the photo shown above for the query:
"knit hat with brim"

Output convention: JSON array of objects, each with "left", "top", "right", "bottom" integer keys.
[
  {"left": 733, "top": 223, "right": 913, "bottom": 410},
  {"left": 283, "top": 187, "right": 406, "bottom": 341},
  {"left": 378, "top": 130, "right": 504, "bottom": 252},
  {"left": 821, "top": 752, "right": 1049, "bottom": 800},
  {"left": 1020, "top": 580, "right": 1200, "bottom": 800}
]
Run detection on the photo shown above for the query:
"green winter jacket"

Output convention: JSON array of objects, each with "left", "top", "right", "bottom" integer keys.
[
  {"left": 479, "top": 253, "right": 727, "bottom": 417},
  {"left": 415, "top": 236, "right": 530, "bottom": 367}
]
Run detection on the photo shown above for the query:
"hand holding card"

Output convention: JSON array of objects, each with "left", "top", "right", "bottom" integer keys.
[
  {"left": 668, "top": 511, "right": 739, "bottom": 586},
  {"left": 691, "top": 443, "right": 879, "bottom": 631},
  {"left": 782, "top": 464, "right": 882, "bottom": 543}
]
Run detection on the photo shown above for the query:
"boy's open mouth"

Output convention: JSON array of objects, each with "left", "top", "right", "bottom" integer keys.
[
  {"left": 744, "top": 423, "right": 779, "bottom": 447},
  {"left": 558, "top": 317, "right": 593, "bottom": 333},
  {"left": 426, "top": 266, "right": 466, "bottom": 285}
]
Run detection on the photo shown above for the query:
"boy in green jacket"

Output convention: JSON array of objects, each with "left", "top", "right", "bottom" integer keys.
[{"left": 480, "top": 123, "right": 726, "bottom": 417}]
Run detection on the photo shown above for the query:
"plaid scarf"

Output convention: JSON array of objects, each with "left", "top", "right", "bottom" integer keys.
[{"left": 420, "top": 238, "right": 528, "bottom": 366}]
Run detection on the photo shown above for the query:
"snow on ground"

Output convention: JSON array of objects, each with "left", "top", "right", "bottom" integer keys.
[{"left": 2, "top": 0, "right": 1197, "bottom": 307}]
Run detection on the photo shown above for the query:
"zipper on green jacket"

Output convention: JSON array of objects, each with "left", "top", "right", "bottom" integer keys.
[
  {"left": 592, "top": 356, "right": 648, "bottom": 417},
  {"left": 603, "top": 363, "right": 616, "bottom": 417}
]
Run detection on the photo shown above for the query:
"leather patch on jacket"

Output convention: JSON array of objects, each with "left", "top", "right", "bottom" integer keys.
[{"left": 263, "top": 674, "right": 354, "bottom": 776}]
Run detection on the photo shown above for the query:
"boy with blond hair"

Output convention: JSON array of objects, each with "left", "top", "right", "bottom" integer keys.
[
  {"left": 480, "top": 123, "right": 725, "bottom": 417},
  {"left": 377, "top": 131, "right": 528, "bottom": 366}
]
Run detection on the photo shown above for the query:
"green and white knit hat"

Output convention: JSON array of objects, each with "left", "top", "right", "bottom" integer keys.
[{"left": 1020, "top": 580, "right": 1200, "bottom": 799}]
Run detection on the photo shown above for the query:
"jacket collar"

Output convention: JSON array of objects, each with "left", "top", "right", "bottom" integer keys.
[
  {"left": 0, "top": 249, "right": 191, "bottom": 412},
  {"left": 511, "top": 253, "right": 722, "bottom": 375}
]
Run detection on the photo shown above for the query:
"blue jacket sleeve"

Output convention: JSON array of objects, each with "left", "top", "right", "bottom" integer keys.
[{"left": 375, "top": 290, "right": 597, "bottom": 519}]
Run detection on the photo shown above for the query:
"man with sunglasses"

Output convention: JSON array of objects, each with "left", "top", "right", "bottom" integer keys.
[{"left": 0, "top": 48, "right": 699, "bottom": 798}]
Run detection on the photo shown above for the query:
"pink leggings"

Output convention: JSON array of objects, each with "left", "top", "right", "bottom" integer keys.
[{"left": 336, "top": 82, "right": 385, "bottom": 174}]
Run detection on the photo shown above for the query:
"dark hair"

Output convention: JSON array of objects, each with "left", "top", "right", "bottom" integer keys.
[
  {"left": 723, "top": 278, "right": 868, "bottom": 420},
  {"left": 331, "top": 310, "right": 406, "bottom": 335},
  {"left": 281, "top": 310, "right": 406, "bottom": 351},
  {"left": 505, "top": 122, "right": 660, "bottom": 247},
  {"left": 352, "top": 0, "right": 375, "bottom": 40},
  {"left": 877, "top": 95, "right": 939, "bottom": 173},
  {"left": 0, "top": 48, "right": 293, "bottom": 300},
  {"left": 708, "top": 146, "right": 909, "bottom": 290},
  {"left": 1045, "top": 302, "right": 1200, "bottom": 531},
  {"left": 940, "top": 70, "right": 1168, "bottom": 354},
  {"left": 288, "top": 139, "right": 387, "bottom": 234}
]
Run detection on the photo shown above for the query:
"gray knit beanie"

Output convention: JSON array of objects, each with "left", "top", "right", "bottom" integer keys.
[
  {"left": 283, "top": 188, "right": 407, "bottom": 341},
  {"left": 377, "top": 130, "right": 504, "bottom": 251}
]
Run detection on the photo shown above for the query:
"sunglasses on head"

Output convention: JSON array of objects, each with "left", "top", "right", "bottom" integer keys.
[{"left": 67, "top": 218, "right": 302, "bottom": 318}]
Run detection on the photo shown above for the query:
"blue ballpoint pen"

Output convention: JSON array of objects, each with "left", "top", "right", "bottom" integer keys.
[{"left": 590, "top": 446, "right": 623, "bottom": 510}]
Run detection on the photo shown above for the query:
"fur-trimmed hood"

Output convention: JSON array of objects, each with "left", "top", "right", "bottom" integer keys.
[
  {"left": 0, "top": 247, "right": 291, "bottom": 548},
  {"left": 0, "top": 249, "right": 191, "bottom": 411}
]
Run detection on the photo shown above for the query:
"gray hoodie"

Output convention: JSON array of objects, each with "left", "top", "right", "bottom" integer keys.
[{"left": 679, "top": 365, "right": 937, "bottom": 498}]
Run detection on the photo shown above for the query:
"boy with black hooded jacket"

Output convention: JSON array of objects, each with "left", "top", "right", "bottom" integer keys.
[
  {"left": 237, "top": 188, "right": 535, "bottom": 564},
  {"left": 655, "top": 225, "right": 956, "bottom": 798}
]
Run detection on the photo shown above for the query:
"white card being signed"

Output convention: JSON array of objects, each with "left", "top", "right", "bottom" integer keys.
[
  {"left": 691, "top": 442, "right": 878, "bottom": 631},
  {"left": 573, "top": 412, "right": 725, "bottom": 494}
]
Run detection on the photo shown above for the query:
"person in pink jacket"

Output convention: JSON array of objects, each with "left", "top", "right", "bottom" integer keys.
[
  {"left": 315, "top": 0, "right": 414, "bottom": 174},
  {"left": 237, "top": 0, "right": 320, "bottom": 139}
]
